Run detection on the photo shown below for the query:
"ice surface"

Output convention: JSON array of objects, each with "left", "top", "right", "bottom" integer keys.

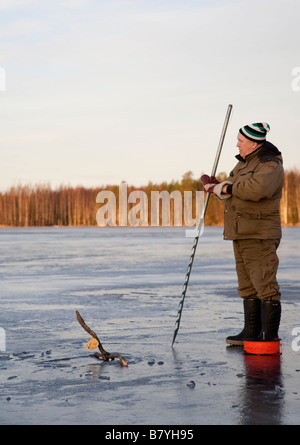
[{"left": 0, "top": 226, "right": 299, "bottom": 425}]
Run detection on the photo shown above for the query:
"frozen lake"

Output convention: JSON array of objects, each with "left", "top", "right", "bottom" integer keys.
[{"left": 0, "top": 226, "right": 299, "bottom": 425}]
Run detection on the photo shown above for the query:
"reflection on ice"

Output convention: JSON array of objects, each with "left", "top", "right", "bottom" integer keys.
[{"left": 239, "top": 354, "right": 284, "bottom": 425}]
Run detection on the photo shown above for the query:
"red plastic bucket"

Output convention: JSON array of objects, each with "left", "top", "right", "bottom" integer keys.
[{"left": 243, "top": 339, "right": 282, "bottom": 355}]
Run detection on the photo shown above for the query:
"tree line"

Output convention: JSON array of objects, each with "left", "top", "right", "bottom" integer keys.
[{"left": 0, "top": 169, "right": 299, "bottom": 227}]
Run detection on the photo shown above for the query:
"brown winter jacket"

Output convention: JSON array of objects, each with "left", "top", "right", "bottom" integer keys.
[{"left": 223, "top": 141, "right": 284, "bottom": 240}]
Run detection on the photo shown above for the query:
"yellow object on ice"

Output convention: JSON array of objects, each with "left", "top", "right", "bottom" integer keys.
[{"left": 85, "top": 338, "right": 99, "bottom": 350}]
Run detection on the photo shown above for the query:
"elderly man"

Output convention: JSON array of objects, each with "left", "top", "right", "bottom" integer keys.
[{"left": 201, "top": 123, "right": 284, "bottom": 346}]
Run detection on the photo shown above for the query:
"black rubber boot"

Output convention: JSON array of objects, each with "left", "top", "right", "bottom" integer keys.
[
  {"left": 226, "top": 298, "right": 261, "bottom": 346},
  {"left": 259, "top": 300, "right": 281, "bottom": 340}
]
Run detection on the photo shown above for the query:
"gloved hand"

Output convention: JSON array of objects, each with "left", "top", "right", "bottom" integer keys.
[
  {"left": 201, "top": 174, "right": 232, "bottom": 200},
  {"left": 201, "top": 175, "right": 219, "bottom": 192}
]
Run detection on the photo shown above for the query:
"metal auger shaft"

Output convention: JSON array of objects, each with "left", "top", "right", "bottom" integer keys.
[{"left": 172, "top": 104, "right": 233, "bottom": 346}]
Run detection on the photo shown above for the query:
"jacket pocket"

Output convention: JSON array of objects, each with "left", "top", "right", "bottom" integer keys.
[{"left": 236, "top": 213, "right": 261, "bottom": 236}]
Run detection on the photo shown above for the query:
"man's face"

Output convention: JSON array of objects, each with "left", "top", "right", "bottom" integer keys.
[{"left": 236, "top": 133, "right": 259, "bottom": 159}]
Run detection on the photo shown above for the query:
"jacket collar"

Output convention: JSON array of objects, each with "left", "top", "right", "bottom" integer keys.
[{"left": 235, "top": 144, "right": 263, "bottom": 163}]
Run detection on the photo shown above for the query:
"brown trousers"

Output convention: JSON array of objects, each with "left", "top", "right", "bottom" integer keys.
[{"left": 233, "top": 239, "right": 281, "bottom": 301}]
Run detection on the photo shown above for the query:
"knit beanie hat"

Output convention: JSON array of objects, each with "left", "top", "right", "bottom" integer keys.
[{"left": 239, "top": 122, "right": 270, "bottom": 143}]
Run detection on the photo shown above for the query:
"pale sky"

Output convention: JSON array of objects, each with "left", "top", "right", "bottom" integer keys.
[{"left": 0, "top": 0, "right": 299, "bottom": 191}]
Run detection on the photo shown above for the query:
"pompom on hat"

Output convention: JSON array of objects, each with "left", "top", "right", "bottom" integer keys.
[{"left": 239, "top": 122, "right": 270, "bottom": 143}]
